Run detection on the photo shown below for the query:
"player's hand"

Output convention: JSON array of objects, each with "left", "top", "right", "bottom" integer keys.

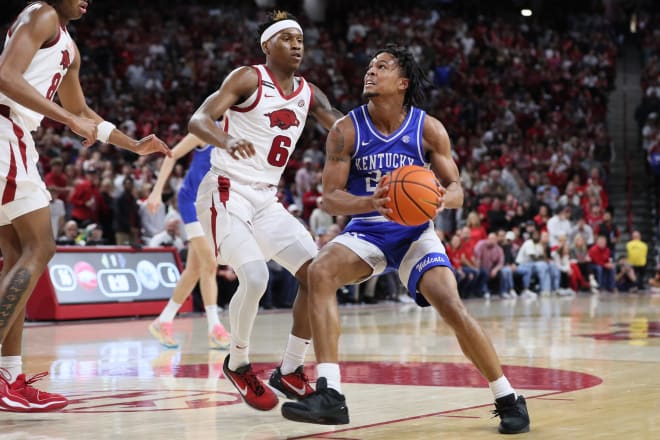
[
  {"left": 70, "top": 116, "right": 98, "bottom": 147},
  {"left": 134, "top": 134, "right": 172, "bottom": 157},
  {"left": 226, "top": 138, "right": 256, "bottom": 160},
  {"left": 373, "top": 174, "right": 393, "bottom": 218},
  {"left": 145, "top": 192, "right": 162, "bottom": 214}
]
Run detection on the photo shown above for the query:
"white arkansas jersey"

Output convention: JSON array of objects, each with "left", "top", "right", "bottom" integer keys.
[
  {"left": 213, "top": 64, "right": 313, "bottom": 186},
  {"left": 0, "top": 3, "right": 76, "bottom": 132}
]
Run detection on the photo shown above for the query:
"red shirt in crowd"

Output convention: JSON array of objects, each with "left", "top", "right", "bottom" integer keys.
[{"left": 588, "top": 243, "right": 611, "bottom": 266}]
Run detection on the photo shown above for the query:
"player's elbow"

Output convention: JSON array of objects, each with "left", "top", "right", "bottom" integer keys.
[{"left": 0, "top": 67, "right": 16, "bottom": 95}]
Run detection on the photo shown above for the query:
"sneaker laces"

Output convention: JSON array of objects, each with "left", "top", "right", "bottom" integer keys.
[
  {"left": 491, "top": 400, "right": 522, "bottom": 419},
  {"left": 16, "top": 372, "right": 50, "bottom": 390},
  {"left": 242, "top": 367, "right": 266, "bottom": 396}
]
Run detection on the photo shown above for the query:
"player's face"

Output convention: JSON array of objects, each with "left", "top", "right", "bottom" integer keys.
[
  {"left": 268, "top": 29, "right": 304, "bottom": 69},
  {"left": 55, "top": 0, "right": 90, "bottom": 21},
  {"left": 363, "top": 52, "right": 407, "bottom": 99}
]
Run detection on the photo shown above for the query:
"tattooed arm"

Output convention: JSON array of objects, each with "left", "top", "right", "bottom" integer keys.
[{"left": 321, "top": 117, "right": 388, "bottom": 216}]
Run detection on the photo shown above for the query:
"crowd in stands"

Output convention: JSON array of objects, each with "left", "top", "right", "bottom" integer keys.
[{"left": 1, "top": 1, "right": 658, "bottom": 307}]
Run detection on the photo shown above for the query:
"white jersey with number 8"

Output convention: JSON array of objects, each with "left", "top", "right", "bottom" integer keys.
[{"left": 0, "top": 3, "right": 76, "bottom": 132}]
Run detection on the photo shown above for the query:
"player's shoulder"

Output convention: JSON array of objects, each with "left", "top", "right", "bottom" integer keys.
[{"left": 20, "top": 1, "right": 59, "bottom": 23}]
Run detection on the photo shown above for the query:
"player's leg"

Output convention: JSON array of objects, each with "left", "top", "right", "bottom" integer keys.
[
  {"left": 255, "top": 204, "right": 318, "bottom": 400},
  {"left": 190, "top": 234, "right": 229, "bottom": 350},
  {"left": 148, "top": 242, "right": 200, "bottom": 349},
  {"left": 281, "top": 241, "right": 373, "bottom": 425},
  {"left": 0, "top": 209, "right": 67, "bottom": 412}
]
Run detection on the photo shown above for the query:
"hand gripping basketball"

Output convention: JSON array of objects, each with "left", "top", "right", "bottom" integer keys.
[{"left": 380, "top": 165, "right": 444, "bottom": 226}]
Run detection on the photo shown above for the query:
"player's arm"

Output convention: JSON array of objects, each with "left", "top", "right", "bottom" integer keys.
[
  {"left": 146, "top": 133, "right": 203, "bottom": 214},
  {"left": 423, "top": 116, "right": 464, "bottom": 210},
  {"left": 321, "top": 117, "right": 388, "bottom": 216},
  {"left": 0, "top": 4, "right": 96, "bottom": 143},
  {"left": 188, "top": 66, "right": 258, "bottom": 159},
  {"left": 58, "top": 44, "right": 170, "bottom": 157},
  {"left": 308, "top": 83, "right": 342, "bottom": 131}
]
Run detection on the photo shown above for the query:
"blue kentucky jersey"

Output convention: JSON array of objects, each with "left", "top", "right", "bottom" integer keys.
[
  {"left": 346, "top": 105, "right": 428, "bottom": 219},
  {"left": 179, "top": 144, "right": 212, "bottom": 198}
]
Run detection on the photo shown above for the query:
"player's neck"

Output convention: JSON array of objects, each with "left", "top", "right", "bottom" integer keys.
[
  {"left": 366, "top": 100, "right": 407, "bottom": 136},
  {"left": 265, "top": 64, "right": 296, "bottom": 95}
]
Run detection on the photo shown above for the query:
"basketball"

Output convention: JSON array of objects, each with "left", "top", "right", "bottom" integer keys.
[{"left": 382, "top": 165, "right": 442, "bottom": 226}]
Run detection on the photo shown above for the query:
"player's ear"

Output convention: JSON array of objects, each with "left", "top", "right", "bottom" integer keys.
[
  {"left": 261, "top": 41, "right": 270, "bottom": 56},
  {"left": 398, "top": 77, "right": 409, "bottom": 92}
]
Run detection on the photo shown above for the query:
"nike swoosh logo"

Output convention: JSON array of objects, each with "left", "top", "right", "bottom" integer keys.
[
  {"left": 281, "top": 378, "right": 308, "bottom": 396},
  {"left": 265, "top": 94, "right": 276, "bottom": 98},
  {"left": 236, "top": 384, "right": 249, "bottom": 396},
  {"left": 361, "top": 141, "right": 370, "bottom": 146}
]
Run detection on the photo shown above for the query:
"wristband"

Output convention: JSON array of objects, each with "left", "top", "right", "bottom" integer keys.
[{"left": 97, "top": 121, "right": 116, "bottom": 143}]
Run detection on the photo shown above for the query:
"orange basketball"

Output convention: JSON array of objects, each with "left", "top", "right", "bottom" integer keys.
[{"left": 382, "top": 165, "right": 442, "bottom": 226}]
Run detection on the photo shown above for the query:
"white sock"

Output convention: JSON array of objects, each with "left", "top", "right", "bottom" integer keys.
[
  {"left": 0, "top": 356, "right": 22, "bottom": 383},
  {"left": 228, "top": 342, "right": 249, "bottom": 371},
  {"left": 280, "top": 334, "right": 311, "bottom": 375},
  {"left": 317, "top": 362, "right": 342, "bottom": 393},
  {"left": 205, "top": 305, "right": 221, "bottom": 332},
  {"left": 489, "top": 375, "right": 516, "bottom": 400},
  {"left": 159, "top": 299, "right": 182, "bottom": 323}
]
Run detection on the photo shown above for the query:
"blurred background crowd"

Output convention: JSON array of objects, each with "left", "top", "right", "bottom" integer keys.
[{"left": 1, "top": 0, "right": 659, "bottom": 309}]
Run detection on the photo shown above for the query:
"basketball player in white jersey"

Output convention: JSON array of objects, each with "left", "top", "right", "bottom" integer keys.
[
  {"left": 0, "top": 1, "right": 170, "bottom": 412},
  {"left": 190, "top": 11, "right": 341, "bottom": 411}
]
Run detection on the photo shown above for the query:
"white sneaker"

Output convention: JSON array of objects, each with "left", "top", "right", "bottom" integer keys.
[
  {"left": 501, "top": 291, "right": 512, "bottom": 299},
  {"left": 557, "top": 288, "right": 576, "bottom": 296},
  {"left": 589, "top": 275, "right": 599, "bottom": 289},
  {"left": 509, "top": 289, "right": 518, "bottom": 298},
  {"left": 540, "top": 290, "right": 551, "bottom": 297},
  {"left": 521, "top": 289, "right": 538, "bottom": 299}
]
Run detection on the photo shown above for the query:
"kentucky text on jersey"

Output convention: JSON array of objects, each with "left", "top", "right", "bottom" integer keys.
[{"left": 353, "top": 152, "right": 416, "bottom": 172}]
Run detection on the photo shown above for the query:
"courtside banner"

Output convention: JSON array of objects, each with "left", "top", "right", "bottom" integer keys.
[{"left": 48, "top": 247, "right": 181, "bottom": 304}]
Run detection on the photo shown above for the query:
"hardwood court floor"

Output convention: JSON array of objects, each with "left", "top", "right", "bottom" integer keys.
[{"left": 5, "top": 292, "right": 660, "bottom": 439}]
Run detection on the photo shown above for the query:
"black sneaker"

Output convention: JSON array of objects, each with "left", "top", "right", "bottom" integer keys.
[
  {"left": 281, "top": 377, "right": 349, "bottom": 425},
  {"left": 493, "top": 394, "right": 530, "bottom": 434},
  {"left": 268, "top": 366, "right": 314, "bottom": 400}
]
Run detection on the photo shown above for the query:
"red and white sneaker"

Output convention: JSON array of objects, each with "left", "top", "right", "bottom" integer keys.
[
  {"left": 11, "top": 372, "right": 68, "bottom": 412},
  {"left": 223, "top": 355, "right": 278, "bottom": 411},
  {"left": 0, "top": 370, "right": 30, "bottom": 412},
  {"left": 268, "top": 366, "right": 314, "bottom": 400}
]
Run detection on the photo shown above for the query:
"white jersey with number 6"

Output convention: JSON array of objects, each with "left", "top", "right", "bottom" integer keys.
[
  {"left": 212, "top": 64, "right": 313, "bottom": 186},
  {"left": 0, "top": 2, "right": 76, "bottom": 132}
]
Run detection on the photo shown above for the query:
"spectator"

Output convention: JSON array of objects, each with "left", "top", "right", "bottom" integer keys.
[
  {"left": 44, "top": 157, "right": 69, "bottom": 202},
  {"left": 625, "top": 230, "right": 648, "bottom": 290},
  {"left": 588, "top": 235, "right": 616, "bottom": 292},
  {"left": 515, "top": 228, "right": 548, "bottom": 299},
  {"left": 48, "top": 188, "right": 66, "bottom": 240},
  {"left": 615, "top": 256, "right": 638, "bottom": 292},
  {"left": 149, "top": 218, "right": 185, "bottom": 252},
  {"left": 546, "top": 205, "right": 573, "bottom": 248},
  {"left": 570, "top": 233, "right": 599, "bottom": 293},
  {"left": 570, "top": 216, "right": 595, "bottom": 246},
  {"left": 56, "top": 220, "right": 82, "bottom": 246},
  {"left": 84, "top": 223, "right": 107, "bottom": 246},
  {"left": 114, "top": 176, "right": 141, "bottom": 245},
  {"left": 550, "top": 236, "right": 577, "bottom": 296},
  {"left": 497, "top": 230, "right": 519, "bottom": 298},
  {"left": 261, "top": 261, "right": 298, "bottom": 309},
  {"left": 69, "top": 166, "right": 106, "bottom": 227},
  {"left": 473, "top": 233, "right": 506, "bottom": 298},
  {"left": 594, "top": 210, "right": 620, "bottom": 258},
  {"left": 309, "top": 197, "right": 333, "bottom": 242}
]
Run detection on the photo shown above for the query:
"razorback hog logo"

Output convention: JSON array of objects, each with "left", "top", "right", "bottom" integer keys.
[
  {"left": 265, "top": 109, "right": 299, "bottom": 130},
  {"left": 60, "top": 50, "right": 71, "bottom": 70}
]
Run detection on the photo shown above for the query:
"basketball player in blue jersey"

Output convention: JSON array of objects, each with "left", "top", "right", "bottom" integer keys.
[
  {"left": 146, "top": 133, "right": 230, "bottom": 350},
  {"left": 0, "top": 0, "right": 170, "bottom": 412},
  {"left": 189, "top": 11, "right": 341, "bottom": 411},
  {"left": 281, "top": 45, "right": 531, "bottom": 434}
]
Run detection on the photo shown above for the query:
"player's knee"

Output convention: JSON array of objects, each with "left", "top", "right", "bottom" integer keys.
[
  {"left": 308, "top": 259, "right": 338, "bottom": 287},
  {"left": 29, "top": 238, "right": 56, "bottom": 265},
  {"left": 238, "top": 261, "right": 269, "bottom": 293}
]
